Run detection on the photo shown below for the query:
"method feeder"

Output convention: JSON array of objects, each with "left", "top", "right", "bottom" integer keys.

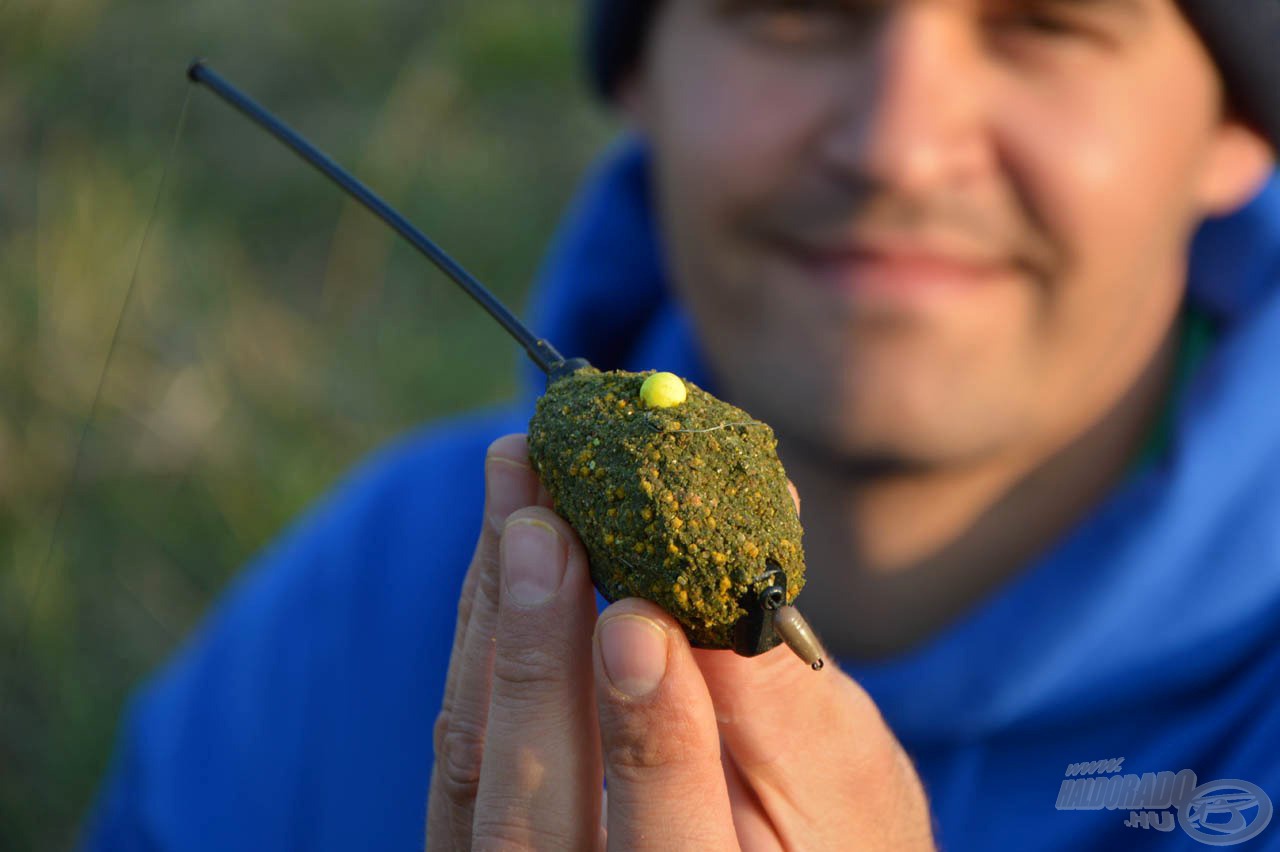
[{"left": 186, "top": 60, "right": 825, "bottom": 669}]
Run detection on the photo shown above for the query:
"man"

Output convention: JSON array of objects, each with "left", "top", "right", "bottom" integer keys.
[{"left": 86, "top": 0, "right": 1280, "bottom": 849}]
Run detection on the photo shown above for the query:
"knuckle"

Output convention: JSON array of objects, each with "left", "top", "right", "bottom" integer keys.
[
  {"left": 856, "top": 736, "right": 908, "bottom": 786},
  {"left": 838, "top": 683, "right": 909, "bottom": 780},
  {"left": 471, "top": 822, "right": 564, "bottom": 852},
  {"left": 432, "top": 710, "right": 450, "bottom": 757},
  {"left": 438, "top": 719, "right": 487, "bottom": 805},
  {"left": 490, "top": 640, "right": 566, "bottom": 698},
  {"left": 605, "top": 738, "right": 679, "bottom": 778},
  {"left": 474, "top": 550, "right": 503, "bottom": 610},
  {"left": 454, "top": 578, "right": 475, "bottom": 628},
  {"left": 603, "top": 714, "right": 711, "bottom": 783}
]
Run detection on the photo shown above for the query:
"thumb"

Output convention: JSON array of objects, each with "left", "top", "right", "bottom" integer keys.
[
  {"left": 695, "top": 644, "right": 885, "bottom": 785},
  {"left": 694, "top": 646, "right": 935, "bottom": 849}
]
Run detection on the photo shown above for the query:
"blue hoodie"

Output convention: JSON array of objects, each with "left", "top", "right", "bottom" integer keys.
[{"left": 83, "top": 141, "right": 1280, "bottom": 851}]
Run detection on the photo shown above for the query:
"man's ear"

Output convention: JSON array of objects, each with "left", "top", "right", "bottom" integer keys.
[{"left": 1196, "top": 117, "right": 1275, "bottom": 217}]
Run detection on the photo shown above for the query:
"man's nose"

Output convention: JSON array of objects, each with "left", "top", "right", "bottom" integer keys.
[{"left": 821, "top": 5, "right": 989, "bottom": 195}]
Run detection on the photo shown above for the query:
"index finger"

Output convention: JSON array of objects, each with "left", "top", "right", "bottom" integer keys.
[{"left": 427, "top": 434, "right": 550, "bottom": 849}]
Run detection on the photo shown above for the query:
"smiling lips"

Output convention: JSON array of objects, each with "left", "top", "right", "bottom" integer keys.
[{"left": 775, "top": 235, "right": 1018, "bottom": 307}]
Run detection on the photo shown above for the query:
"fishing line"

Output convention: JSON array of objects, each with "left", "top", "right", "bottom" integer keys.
[
  {"left": 643, "top": 414, "right": 764, "bottom": 435},
  {"left": 13, "top": 86, "right": 194, "bottom": 662}
]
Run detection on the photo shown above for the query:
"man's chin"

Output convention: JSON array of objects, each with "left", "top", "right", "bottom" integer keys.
[
  {"left": 773, "top": 408, "right": 1010, "bottom": 480},
  {"left": 772, "top": 419, "right": 937, "bottom": 479}
]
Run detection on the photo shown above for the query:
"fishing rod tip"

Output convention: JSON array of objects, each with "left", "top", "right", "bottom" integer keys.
[{"left": 187, "top": 58, "right": 209, "bottom": 83}]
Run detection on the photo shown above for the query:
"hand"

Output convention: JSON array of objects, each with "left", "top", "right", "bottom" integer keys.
[{"left": 426, "top": 434, "right": 937, "bottom": 851}]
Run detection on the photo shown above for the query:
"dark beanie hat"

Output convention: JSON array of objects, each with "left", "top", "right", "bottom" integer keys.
[{"left": 585, "top": 0, "right": 1280, "bottom": 149}]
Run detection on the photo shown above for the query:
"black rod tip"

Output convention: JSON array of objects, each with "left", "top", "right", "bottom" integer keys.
[{"left": 187, "top": 58, "right": 208, "bottom": 84}]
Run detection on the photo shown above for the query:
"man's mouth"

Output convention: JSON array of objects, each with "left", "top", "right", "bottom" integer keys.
[{"left": 773, "top": 236, "right": 1016, "bottom": 306}]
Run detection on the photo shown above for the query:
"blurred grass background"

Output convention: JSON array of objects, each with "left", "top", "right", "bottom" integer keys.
[{"left": 0, "top": 0, "right": 614, "bottom": 846}]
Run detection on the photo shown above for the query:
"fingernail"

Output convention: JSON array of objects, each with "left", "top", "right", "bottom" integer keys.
[
  {"left": 485, "top": 455, "right": 532, "bottom": 532},
  {"left": 502, "top": 519, "right": 566, "bottom": 606},
  {"left": 599, "top": 615, "right": 668, "bottom": 698}
]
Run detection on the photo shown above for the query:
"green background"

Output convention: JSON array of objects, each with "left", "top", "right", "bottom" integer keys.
[{"left": 0, "top": 0, "right": 614, "bottom": 846}]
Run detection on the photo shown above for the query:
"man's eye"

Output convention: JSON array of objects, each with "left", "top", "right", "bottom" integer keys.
[
  {"left": 982, "top": 0, "right": 1103, "bottom": 43},
  {"left": 988, "top": 11, "right": 1079, "bottom": 37},
  {"left": 721, "top": 0, "right": 880, "bottom": 48}
]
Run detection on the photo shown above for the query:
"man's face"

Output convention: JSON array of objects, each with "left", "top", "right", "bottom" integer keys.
[{"left": 629, "top": 0, "right": 1267, "bottom": 470}]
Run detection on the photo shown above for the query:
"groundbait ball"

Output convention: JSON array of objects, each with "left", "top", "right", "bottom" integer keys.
[{"left": 527, "top": 366, "right": 818, "bottom": 660}]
